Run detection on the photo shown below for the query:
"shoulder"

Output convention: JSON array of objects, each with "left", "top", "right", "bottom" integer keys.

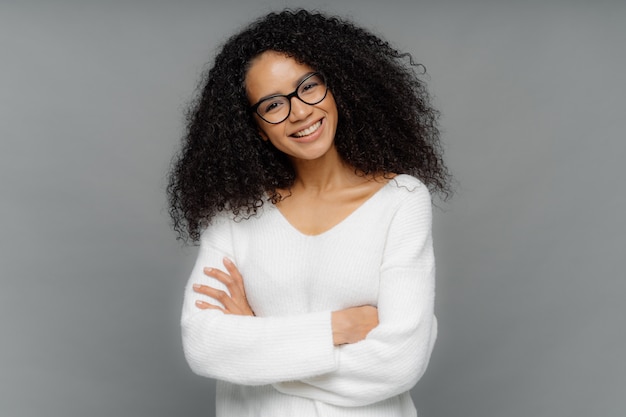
[
  {"left": 384, "top": 174, "right": 431, "bottom": 205},
  {"left": 379, "top": 175, "right": 433, "bottom": 231},
  {"left": 198, "top": 210, "right": 235, "bottom": 249},
  {"left": 199, "top": 203, "right": 276, "bottom": 245},
  {"left": 361, "top": 174, "right": 431, "bottom": 228},
  {"left": 379, "top": 175, "right": 434, "bottom": 264}
]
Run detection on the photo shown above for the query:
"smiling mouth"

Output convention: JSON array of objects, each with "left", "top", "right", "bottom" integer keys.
[{"left": 292, "top": 120, "right": 322, "bottom": 138}]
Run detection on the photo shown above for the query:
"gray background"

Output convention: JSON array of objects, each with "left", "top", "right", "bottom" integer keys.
[{"left": 1, "top": 0, "right": 625, "bottom": 416}]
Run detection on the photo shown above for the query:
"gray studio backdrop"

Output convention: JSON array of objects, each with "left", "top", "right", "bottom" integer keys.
[{"left": 1, "top": 1, "right": 625, "bottom": 416}]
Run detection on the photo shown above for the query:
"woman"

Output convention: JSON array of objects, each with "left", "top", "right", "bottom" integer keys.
[{"left": 168, "top": 9, "right": 451, "bottom": 417}]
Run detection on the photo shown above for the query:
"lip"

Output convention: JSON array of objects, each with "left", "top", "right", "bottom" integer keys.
[{"left": 289, "top": 118, "right": 325, "bottom": 143}]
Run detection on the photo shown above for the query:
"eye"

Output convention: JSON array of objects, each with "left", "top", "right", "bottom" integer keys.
[
  {"left": 262, "top": 98, "right": 286, "bottom": 114},
  {"left": 301, "top": 81, "right": 320, "bottom": 92},
  {"left": 299, "top": 74, "right": 325, "bottom": 96}
]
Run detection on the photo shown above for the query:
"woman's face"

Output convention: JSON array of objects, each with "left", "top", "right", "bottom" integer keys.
[{"left": 245, "top": 51, "right": 339, "bottom": 162}]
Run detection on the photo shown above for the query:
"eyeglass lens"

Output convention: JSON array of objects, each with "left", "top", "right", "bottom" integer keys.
[{"left": 256, "top": 73, "right": 327, "bottom": 124}]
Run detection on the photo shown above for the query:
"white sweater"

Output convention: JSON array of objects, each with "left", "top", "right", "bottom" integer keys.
[{"left": 181, "top": 174, "right": 437, "bottom": 417}]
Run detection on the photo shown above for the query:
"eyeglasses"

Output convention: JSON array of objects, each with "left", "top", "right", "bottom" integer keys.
[{"left": 250, "top": 72, "right": 328, "bottom": 124}]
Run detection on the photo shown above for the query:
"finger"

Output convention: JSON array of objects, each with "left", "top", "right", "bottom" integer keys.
[
  {"left": 199, "top": 264, "right": 253, "bottom": 316},
  {"left": 193, "top": 284, "right": 240, "bottom": 313},
  {"left": 195, "top": 299, "right": 226, "bottom": 313},
  {"left": 203, "top": 267, "right": 242, "bottom": 302},
  {"left": 222, "top": 257, "right": 242, "bottom": 280},
  {"left": 204, "top": 267, "right": 235, "bottom": 288},
  {"left": 222, "top": 258, "right": 247, "bottom": 297},
  {"left": 204, "top": 265, "right": 245, "bottom": 301}
]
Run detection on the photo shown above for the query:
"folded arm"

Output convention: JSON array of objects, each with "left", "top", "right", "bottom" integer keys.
[
  {"left": 273, "top": 185, "right": 437, "bottom": 406},
  {"left": 181, "top": 225, "right": 339, "bottom": 385}
]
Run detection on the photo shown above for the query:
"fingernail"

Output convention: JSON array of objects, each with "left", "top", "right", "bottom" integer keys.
[
  {"left": 223, "top": 257, "right": 232, "bottom": 265},
  {"left": 193, "top": 284, "right": 201, "bottom": 290},
  {"left": 195, "top": 300, "right": 205, "bottom": 307},
  {"left": 203, "top": 267, "right": 213, "bottom": 273}
]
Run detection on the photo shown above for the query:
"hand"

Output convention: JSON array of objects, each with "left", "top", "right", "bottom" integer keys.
[
  {"left": 193, "top": 257, "right": 255, "bottom": 316},
  {"left": 331, "top": 305, "right": 379, "bottom": 345}
]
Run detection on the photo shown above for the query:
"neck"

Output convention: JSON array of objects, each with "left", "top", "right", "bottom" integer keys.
[{"left": 289, "top": 146, "right": 358, "bottom": 192}]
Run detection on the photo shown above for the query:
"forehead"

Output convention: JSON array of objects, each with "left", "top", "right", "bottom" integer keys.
[{"left": 245, "top": 51, "right": 314, "bottom": 100}]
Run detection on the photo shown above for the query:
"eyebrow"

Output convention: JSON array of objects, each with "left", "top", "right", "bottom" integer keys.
[{"left": 255, "top": 71, "right": 317, "bottom": 103}]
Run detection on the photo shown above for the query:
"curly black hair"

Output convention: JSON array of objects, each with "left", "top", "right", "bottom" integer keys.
[{"left": 168, "top": 9, "right": 451, "bottom": 242}]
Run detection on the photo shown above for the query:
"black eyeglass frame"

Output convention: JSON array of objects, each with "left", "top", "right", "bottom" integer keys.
[{"left": 249, "top": 72, "right": 328, "bottom": 124}]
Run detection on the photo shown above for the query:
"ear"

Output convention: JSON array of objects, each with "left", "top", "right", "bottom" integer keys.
[{"left": 258, "top": 130, "right": 269, "bottom": 141}]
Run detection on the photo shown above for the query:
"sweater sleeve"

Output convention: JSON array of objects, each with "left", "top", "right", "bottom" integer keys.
[
  {"left": 180, "top": 214, "right": 338, "bottom": 386},
  {"left": 273, "top": 183, "right": 437, "bottom": 406}
]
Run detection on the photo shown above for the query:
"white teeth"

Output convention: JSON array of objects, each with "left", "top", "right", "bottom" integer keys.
[{"left": 293, "top": 121, "right": 322, "bottom": 137}]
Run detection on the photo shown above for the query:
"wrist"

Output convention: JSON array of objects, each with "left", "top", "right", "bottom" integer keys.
[{"left": 331, "top": 310, "right": 349, "bottom": 346}]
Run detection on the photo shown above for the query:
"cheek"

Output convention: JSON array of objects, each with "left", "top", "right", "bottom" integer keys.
[
  {"left": 253, "top": 117, "right": 270, "bottom": 141},
  {"left": 258, "top": 129, "right": 269, "bottom": 141},
  {"left": 260, "top": 125, "right": 287, "bottom": 147}
]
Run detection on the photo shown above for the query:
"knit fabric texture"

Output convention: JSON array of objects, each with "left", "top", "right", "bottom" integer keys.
[{"left": 181, "top": 174, "right": 437, "bottom": 417}]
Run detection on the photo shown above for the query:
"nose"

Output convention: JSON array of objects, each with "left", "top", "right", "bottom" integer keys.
[{"left": 288, "top": 96, "right": 313, "bottom": 121}]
